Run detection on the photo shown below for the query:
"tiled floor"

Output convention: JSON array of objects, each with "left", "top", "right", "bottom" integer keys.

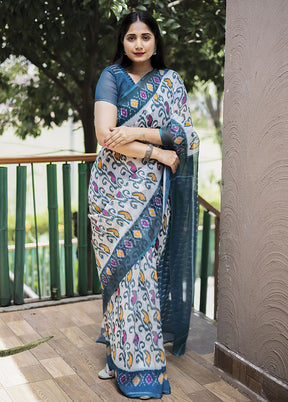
[{"left": 0, "top": 299, "right": 255, "bottom": 401}]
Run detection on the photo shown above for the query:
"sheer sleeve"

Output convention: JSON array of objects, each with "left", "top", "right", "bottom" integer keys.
[{"left": 95, "top": 67, "right": 118, "bottom": 106}]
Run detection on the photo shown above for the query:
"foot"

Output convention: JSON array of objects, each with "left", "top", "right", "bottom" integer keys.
[{"left": 98, "top": 363, "right": 115, "bottom": 380}]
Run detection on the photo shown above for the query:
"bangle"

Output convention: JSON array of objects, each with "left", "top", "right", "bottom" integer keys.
[{"left": 143, "top": 144, "right": 153, "bottom": 164}]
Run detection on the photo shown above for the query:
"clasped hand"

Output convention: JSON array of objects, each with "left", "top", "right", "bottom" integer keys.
[
  {"left": 104, "top": 126, "right": 133, "bottom": 148},
  {"left": 104, "top": 125, "right": 180, "bottom": 174}
]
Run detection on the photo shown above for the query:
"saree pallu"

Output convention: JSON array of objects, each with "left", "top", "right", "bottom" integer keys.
[{"left": 88, "top": 68, "right": 199, "bottom": 398}]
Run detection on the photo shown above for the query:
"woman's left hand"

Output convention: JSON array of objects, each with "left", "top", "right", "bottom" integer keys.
[{"left": 104, "top": 126, "right": 135, "bottom": 148}]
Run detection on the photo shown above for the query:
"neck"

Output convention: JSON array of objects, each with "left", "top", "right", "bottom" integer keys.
[{"left": 128, "top": 61, "right": 153, "bottom": 75}]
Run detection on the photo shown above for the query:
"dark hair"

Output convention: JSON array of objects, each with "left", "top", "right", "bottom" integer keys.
[{"left": 113, "top": 11, "right": 166, "bottom": 69}]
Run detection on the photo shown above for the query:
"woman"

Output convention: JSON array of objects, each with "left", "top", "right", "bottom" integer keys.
[{"left": 88, "top": 10, "right": 199, "bottom": 399}]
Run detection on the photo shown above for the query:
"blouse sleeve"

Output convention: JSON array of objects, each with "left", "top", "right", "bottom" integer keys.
[{"left": 95, "top": 67, "right": 118, "bottom": 106}]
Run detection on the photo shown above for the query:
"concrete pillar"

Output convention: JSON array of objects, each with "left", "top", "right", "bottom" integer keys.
[{"left": 215, "top": 1, "right": 288, "bottom": 400}]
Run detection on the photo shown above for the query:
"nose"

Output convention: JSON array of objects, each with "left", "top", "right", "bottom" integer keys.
[{"left": 135, "top": 38, "right": 143, "bottom": 49}]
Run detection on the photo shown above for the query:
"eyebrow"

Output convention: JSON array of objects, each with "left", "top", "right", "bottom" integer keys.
[{"left": 126, "top": 32, "right": 152, "bottom": 36}]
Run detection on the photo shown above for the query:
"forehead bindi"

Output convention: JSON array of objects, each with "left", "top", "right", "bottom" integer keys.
[{"left": 125, "top": 21, "right": 154, "bottom": 37}]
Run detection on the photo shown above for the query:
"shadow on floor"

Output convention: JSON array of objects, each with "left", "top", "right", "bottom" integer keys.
[{"left": 186, "top": 308, "right": 217, "bottom": 355}]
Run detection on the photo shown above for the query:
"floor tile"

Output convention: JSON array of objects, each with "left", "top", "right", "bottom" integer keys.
[{"left": 40, "top": 356, "right": 75, "bottom": 378}]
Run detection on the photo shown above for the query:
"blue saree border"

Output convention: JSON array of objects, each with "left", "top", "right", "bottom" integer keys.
[
  {"left": 117, "top": 69, "right": 169, "bottom": 126},
  {"left": 101, "top": 179, "right": 164, "bottom": 313},
  {"left": 107, "top": 351, "right": 171, "bottom": 398}
]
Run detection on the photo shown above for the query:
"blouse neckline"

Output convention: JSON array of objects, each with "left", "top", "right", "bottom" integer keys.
[{"left": 120, "top": 65, "right": 155, "bottom": 85}]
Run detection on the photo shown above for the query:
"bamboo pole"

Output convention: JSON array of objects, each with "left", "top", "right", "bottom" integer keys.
[
  {"left": 62, "top": 163, "right": 74, "bottom": 297},
  {"left": 47, "top": 164, "right": 61, "bottom": 300},
  {"left": 78, "top": 163, "right": 88, "bottom": 295},
  {"left": 14, "top": 165, "right": 27, "bottom": 305},
  {"left": 0, "top": 167, "right": 10, "bottom": 307},
  {"left": 31, "top": 163, "right": 41, "bottom": 299},
  {"left": 199, "top": 210, "right": 211, "bottom": 314},
  {"left": 214, "top": 216, "right": 220, "bottom": 320}
]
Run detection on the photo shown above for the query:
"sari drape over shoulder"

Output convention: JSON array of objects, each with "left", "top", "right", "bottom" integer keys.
[{"left": 89, "top": 65, "right": 199, "bottom": 398}]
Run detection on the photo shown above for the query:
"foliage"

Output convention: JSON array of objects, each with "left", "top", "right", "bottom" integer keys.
[
  {"left": 0, "top": 336, "right": 53, "bottom": 357},
  {"left": 0, "top": 0, "right": 225, "bottom": 152},
  {"left": 155, "top": 0, "right": 225, "bottom": 93},
  {"left": 203, "top": 82, "right": 223, "bottom": 148}
]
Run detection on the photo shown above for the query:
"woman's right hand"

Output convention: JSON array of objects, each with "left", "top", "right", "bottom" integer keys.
[{"left": 152, "top": 148, "right": 180, "bottom": 174}]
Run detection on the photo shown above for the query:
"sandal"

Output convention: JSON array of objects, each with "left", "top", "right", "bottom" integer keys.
[{"left": 98, "top": 363, "right": 115, "bottom": 380}]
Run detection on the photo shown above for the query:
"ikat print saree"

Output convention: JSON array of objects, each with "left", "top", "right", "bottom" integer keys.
[{"left": 88, "top": 67, "right": 199, "bottom": 397}]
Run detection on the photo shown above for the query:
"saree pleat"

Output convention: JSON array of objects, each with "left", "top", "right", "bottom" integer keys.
[
  {"left": 103, "top": 201, "right": 171, "bottom": 397},
  {"left": 88, "top": 66, "right": 199, "bottom": 397}
]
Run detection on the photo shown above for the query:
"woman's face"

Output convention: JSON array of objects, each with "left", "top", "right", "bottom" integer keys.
[{"left": 123, "top": 20, "right": 156, "bottom": 66}]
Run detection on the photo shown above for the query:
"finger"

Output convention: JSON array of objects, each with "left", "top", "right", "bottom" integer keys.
[
  {"left": 104, "top": 137, "right": 112, "bottom": 147},
  {"left": 105, "top": 133, "right": 119, "bottom": 146},
  {"left": 110, "top": 136, "right": 125, "bottom": 148},
  {"left": 171, "top": 161, "right": 179, "bottom": 174},
  {"left": 110, "top": 139, "right": 120, "bottom": 148},
  {"left": 104, "top": 132, "right": 114, "bottom": 143}
]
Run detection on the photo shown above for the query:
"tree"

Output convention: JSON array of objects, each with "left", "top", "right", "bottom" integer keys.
[
  {"left": 161, "top": 0, "right": 225, "bottom": 148},
  {"left": 0, "top": 0, "right": 225, "bottom": 153},
  {"left": 204, "top": 83, "right": 223, "bottom": 148}
]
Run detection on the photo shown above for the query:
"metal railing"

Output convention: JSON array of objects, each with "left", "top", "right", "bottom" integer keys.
[{"left": 0, "top": 154, "right": 220, "bottom": 319}]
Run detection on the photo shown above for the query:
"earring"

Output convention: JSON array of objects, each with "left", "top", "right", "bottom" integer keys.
[{"left": 153, "top": 48, "right": 157, "bottom": 55}]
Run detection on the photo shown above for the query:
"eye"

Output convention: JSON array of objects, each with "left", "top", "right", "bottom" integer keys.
[
  {"left": 142, "top": 35, "right": 151, "bottom": 41},
  {"left": 127, "top": 36, "right": 135, "bottom": 41}
]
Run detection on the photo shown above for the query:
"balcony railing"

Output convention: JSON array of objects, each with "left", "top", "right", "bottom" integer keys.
[{"left": 0, "top": 154, "right": 220, "bottom": 319}]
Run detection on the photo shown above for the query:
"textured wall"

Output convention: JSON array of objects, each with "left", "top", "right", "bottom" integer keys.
[{"left": 218, "top": 0, "right": 288, "bottom": 384}]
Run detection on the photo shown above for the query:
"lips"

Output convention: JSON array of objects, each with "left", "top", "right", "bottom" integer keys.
[{"left": 134, "top": 52, "right": 144, "bottom": 56}]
